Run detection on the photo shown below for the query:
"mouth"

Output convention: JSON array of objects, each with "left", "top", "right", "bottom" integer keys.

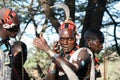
[
  {"left": 62, "top": 46, "right": 70, "bottom": 53},
  {"left": 63, "top": 46, "right": 68, "bottom": 49}
]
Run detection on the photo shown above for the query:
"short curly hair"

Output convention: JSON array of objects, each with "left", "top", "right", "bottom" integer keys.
[{"left": 84, "top": 28, "right": 104, "bottom": 46}]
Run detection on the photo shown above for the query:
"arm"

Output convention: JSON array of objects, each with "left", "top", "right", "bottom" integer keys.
[
  {"left": 45, "top": 63, "right": 56, "bottom": 80},
  {"left": 51, "top": 48, "right": 91, "bottom": 72},
  {"left": 33, "top": 35, "right": 90, "bottom": 73}
]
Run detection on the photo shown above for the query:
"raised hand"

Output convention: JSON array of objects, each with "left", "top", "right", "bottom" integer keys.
[
  {"left": 33, "top": 33, "right": 50, "bottom": 53},
  {"left": 52, "top": 41, "right": 60, "bottom": 54}
]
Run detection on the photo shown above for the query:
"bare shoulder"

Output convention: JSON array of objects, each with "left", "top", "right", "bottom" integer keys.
[{"left": 77, "top": 47, "right": 91, "bottom": 60}]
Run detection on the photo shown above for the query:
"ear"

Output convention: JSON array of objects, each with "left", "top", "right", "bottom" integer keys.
[
  {"left": 88, "top": 40, "right": 92, "bottom": 47},
  {"left": 14, "top": 52, "right": 18, "bottom": 56}
]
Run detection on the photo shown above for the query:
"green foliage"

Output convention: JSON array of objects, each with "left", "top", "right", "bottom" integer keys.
[
  {"left": 95, "top": 44, "right": 120, "bottom": 63},
  {"left": 24, "top": 47, "right": 51, "bottom": 78}
]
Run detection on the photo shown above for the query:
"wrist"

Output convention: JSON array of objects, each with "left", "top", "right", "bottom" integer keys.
[
  {"left": 47, "top": 49, "right": 55, "bottom": 57},
  {"left": 47, "top": 49, "right": 59, "bottom": 61},
  {"left": 49, "top": 63, "right": 56, "bottom": 74}
]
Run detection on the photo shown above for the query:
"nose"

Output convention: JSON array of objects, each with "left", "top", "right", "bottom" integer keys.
[
  {"left": 63, "top": 39, "right": 68, "bottom": 44},
  {"left": 100, "top": 44, "right": 103, "bottom": 49}
]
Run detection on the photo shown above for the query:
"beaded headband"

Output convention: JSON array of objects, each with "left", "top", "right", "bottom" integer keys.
[
  {"left": 0, "top": 9, "right": 17, "bottom": 29},
  {"left": 59, "top": 20, "right": 77, "bottom": 31}
]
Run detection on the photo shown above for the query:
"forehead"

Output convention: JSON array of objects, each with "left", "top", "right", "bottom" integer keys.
[
  {"left": 12, "top": 16, "right": 20, "bottom": 25},
  {"left": 59, "top": 29, "right": 75, "bottom": 37}
]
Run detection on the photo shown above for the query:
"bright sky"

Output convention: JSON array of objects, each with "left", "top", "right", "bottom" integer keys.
[{"left": 19, "top": 23, "right": 60, "bottom": 50}]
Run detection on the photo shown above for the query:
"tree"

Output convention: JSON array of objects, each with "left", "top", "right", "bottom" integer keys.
[
  {"left": 79, "top": 0, "right": 107, "bottom": 47},
  {"left": 1, "top": 0, "right": 120, "bottom": 79},
  {"left": 0, "top": 0, "right": 120, "bottom": 54}
]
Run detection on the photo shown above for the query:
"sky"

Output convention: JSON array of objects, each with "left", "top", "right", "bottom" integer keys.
[{"left": 19, "top": 23, "right": 60, "bottom": 50}]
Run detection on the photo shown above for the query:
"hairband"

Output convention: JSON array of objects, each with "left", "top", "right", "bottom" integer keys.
[
  {"left": 0, "top": 11, "right": 16, "bottom": 29},
  {"left": 59, "top": 20, "right": 77, "bottom": 31}
]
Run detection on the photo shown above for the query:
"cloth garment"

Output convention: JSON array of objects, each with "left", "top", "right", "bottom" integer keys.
[
  {"left": 69, "top": 47, "right": 95, "bottom": 80},
  {"left": 0, "top": 37, "right": 12, "bottom": 80}
]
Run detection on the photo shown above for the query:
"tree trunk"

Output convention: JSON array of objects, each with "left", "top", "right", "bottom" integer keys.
[
  {"left": 80, "top": 0, "right": 107, "bottom": 47},
  {"left": 40, "top": 0, "right": 60, "bottom": 33},
  {"left": 65, "top": 0, "right": 75, "bottom": 22}
]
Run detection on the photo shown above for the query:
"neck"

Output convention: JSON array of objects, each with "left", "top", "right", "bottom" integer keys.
[
  {"left": 1, "top": 36, "right": 6, "bottom": 41},
  {"left": 0, "top": 36, "right": 10, "bottom": 47},
  {"left": 0, "top": 29, "right": 7, "bottom": 41},
  {"left": 64, "top": 45, "right": 79, "bottom": 55}
]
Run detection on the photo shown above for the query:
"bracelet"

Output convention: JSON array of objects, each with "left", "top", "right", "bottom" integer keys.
[
  {"left": 47, "top": 49, "right": 55, "bottom": 57},
  {"left": 47, "top": 49, "right": 59, "bottom": 61},
  {"left": 50, "top": 70, "right": 56, "bottom": 74},
  {"left": 49, "top": 63, "right": 56, "bottom": 74},
  {"left": 52, "top": 54, "right": 59, "bottom": 61}
]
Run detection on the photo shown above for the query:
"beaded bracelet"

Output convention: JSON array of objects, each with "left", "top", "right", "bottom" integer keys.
[
  {"left": 52, "top": 54, "right": 59, "bottom": 61},
  {"left": 50, "top": 70, "right": 56, "bottom": 74},
  {"left": 47, "top": 49, "right": 59, "bottom": 61}
]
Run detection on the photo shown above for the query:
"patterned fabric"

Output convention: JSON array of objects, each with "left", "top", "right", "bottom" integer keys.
[
  {"left": 0, "top": 49, "right": 12, "bottom": 80},
  {"left": 0, "top": 37, "right": 12, "bottom": 80}
]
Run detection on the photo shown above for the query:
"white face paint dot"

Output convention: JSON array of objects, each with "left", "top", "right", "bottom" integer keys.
[
  {"left": 63, "top": 30, "right": 69, "bottom": 35},
  {"left": 3, "top": 23, "right": 15, "bottom": 29}
]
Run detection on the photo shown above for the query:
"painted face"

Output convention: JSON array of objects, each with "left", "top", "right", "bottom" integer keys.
[
  {"left": 59, "top": 29, "right": 76, "bottom": 53},
  {"left": 89, "top": 39, "right": 103, "bottom": 53}
]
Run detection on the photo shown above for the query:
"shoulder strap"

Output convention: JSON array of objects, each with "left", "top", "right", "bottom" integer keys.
[{"left": 86, "top": 48, "right": 95, "bottom": 80}]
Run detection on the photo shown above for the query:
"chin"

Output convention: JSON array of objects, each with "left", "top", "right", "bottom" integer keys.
[
  {"left": 63, "top": 50, "right": 69, "bottom": 53},
  {"left": 96, "top": 50, "right": 101, "bottom": 54}
]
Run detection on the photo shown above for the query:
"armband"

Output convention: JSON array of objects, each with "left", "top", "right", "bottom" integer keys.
[
  {"left": 81, "top": 60, "right": 85, "bottom": 66},
  {"left": 78, "top": 58, "right": 85, "bottom": 67},
  {"left": 49, "top": 63, "right": 56, "bottom": 74},
  {"left": 50, "top": 70, "right": 56, "bottom": 74}
]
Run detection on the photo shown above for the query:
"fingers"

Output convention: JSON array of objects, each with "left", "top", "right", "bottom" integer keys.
[
  {"left": 39, "top": 32, "right": 43, "bottom": 38},
  {"left": 52, "top": 41, "right": 61, "bottom": 53},
  {"left": 33, "top": 38, "right": 39, "bottom": 47},
  {"left": 52, "top": 41, "right": 58, "bottom": 49},
  {"left": 33, "top": 34, "right": 47, "bottom": 48},
  {"left": 33, "top": 36, "right": 41, "bottom": 45},
  {"left": 53, "top": 41, "right": 58, "bottom": 47}
]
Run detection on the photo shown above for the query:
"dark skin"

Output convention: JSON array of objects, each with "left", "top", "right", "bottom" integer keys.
[
  {"left": 59, "top": 29, "right": 76, "bottom": 53},
  {"left": 11, "top": 41, "right": 30, "bottom": 80},
  {"left": 87, "top": 39, "right": 103, "bottom": 53},
  {"left": 0, "top": 8, "right": 21, "bottom": 80},
  {"left": 33, "top": 28, "right": 91, "bottom": 80}
]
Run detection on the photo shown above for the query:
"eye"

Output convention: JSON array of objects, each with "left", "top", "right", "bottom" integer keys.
[
  {"left": 60, "top": 38, "right": 64, "bottom": 41},
  {"left": 95, "top": 40, "right": 102, "bottom": 45},
  {"left": 68, "top": 38, "right": 72, "bottom": 41}
]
